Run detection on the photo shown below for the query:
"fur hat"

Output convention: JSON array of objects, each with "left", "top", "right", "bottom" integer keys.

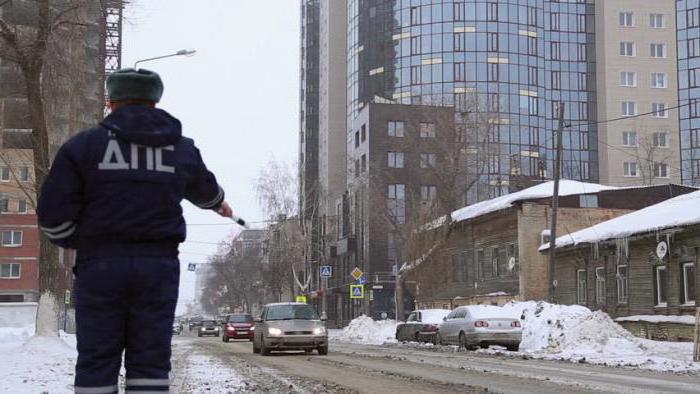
[{"left": 107, "top": 68, "right": 164, "bottom": 103}]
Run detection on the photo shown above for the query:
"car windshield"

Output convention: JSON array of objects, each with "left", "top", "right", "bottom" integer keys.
[
  {"left": 228, "top": 314, "right": 253, "bottom": 323},
  {"left": 201, "top": 320, "right": 216, "bottom": 327},
  {"left": 266, "top": 304, "right": 319, "bottom": 321}
]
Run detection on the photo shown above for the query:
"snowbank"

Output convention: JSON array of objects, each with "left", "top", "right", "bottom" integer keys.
[
  {"left": 329, "top": 315, "right": 397, "bottom": 345},
  {"left": 501, "top": 301, "right": 700, "bottom": 372},
  {"left": 0, "top": 327, "right": 77, "bottom": 393},
  {"left": 419, "top": 309, "right": 451, "bottom": 324}
]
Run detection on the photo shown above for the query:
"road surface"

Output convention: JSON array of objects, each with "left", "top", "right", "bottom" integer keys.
[{"left": 171, "top": 333, "right": 700, "bottom": 393}]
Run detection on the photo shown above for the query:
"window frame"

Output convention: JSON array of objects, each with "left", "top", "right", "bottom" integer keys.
[
  {"left": 650, "top": 43, "right": 667, "bottom": 58},
  {"left": 619, "top": 41, "right": 635, "bottom": 57},
  {"left": 616, "top": 264, "right": 628, "bottom": 304},
  {"left": 0, "top": 263, "right": 20, "bottom": 279},
  {"left": 1, "top": 230, "right": 22, "bottom": 247},
  {"left": 654, "top": 265, "right": 668, "bottom": 307},
  {"left": 650, "top": 72, "right": 667, "bottom": 89},
  {"left": 622, "top": 131, "right": 638, "bottom": 147},
  {"left": 388, "top": 121, "right": 405, "bottom": 137},
  {"left": 682, "top": 262, "right": 696, "bottom": 306},
  {"left": 619, "top": 11, "right": 634, "bottom": 27},
  {"left": 577, "top": 269, "right": 587, "bottom": 305},
  {"left": 649, "top": 13, "right": 664, "bottom": 29},
  {"left": 595, "top": 266, "right": 606, "bottom": 304},
  {"left": 620, "top": 71, "right": 636, "bottom": 87},
  {"left": 387, "top": 151, "right": 404, "bottom": 168},
  {"left": 623, "top": 161, "right": 638, "bottom": 177},
  {"left": 651, "top": 103, "right": 668, "bottom": 118},
  {"left": 621, "top": 101, "right": 636, "bottom": 117}
]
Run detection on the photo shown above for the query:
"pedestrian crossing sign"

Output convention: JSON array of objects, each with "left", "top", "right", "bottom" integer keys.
[
  {"left": 296, "top": 295, "right": 307, "bottom": 304},
  {"left": 320, "top": 265, "right": 332, "bottom": 277},
  {"left": 350, "top": 284, "right": 364, "bottom": 299}
]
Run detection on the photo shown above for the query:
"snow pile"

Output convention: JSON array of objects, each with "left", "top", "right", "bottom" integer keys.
[
  {"left": 503, "top": 301, "right": 700, "bottom": 372},
  {"left": 0, "top": 327, "right": 77, "bottom": 393},
  {"left": 330, "top": 315, "right": 397, "bottom": 345},
  {"left": 615, "top": 315, "right": 696, "bottom": 325},
  {"left": 451, "top": 180, "right": 617, "bottom": 224},
  {"left": 544, "top": 190, "right": 700, "bottom": 250}
]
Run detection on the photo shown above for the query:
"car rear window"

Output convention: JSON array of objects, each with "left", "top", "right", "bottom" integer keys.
[{"left": 228, "top": 314, "right": 253, "bottom": 323}]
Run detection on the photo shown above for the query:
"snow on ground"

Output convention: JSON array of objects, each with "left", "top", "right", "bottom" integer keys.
[
  {"left": 615, "top": 314, "right": 697, "bottom": 325},
  {"left": 331, "top": 303, "right": 700, "bottom": 373},
  {"left": 176, "top": 353, "right": 245, "bottom": 393},
  {"left": 490, "top": 301, "right": 700, "bottom": 372},
  {"left": 0, "top": 326, "right": 77, "bottom": 394},
  {"left": 329, "top": 315, "right": 397, "bottom": 345}
]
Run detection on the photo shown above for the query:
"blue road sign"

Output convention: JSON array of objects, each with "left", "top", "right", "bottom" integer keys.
[
  {"left": 357, "top": 275, "right": 367, "bottom": 285},
  {"left": 187, "top": 263, "right": 197, "bottom": 272},
  {"left": 320, "top": 265, "right": 332, "bottom": 277},
  {"left": 350, "top": 284, "right": 364, "bottom": 299}
]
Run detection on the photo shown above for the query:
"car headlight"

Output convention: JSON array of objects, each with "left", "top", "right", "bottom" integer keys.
[
  {"left": 268, "top": 327, "right": 283, "bottom": 336},
  {"left": 313, "top": 327, "right": 326, "bottom": 335}
]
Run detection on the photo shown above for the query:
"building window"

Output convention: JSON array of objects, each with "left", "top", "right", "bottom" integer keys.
[
  {"left": 419, "top": 122, "right": 436, "bottom": 138},
  {"left": 688, "top": 8, "right": 700, "bottom": 28},
  {"left": 0, "top": 263, "right": 20, "bottom": 279},
  {"left": 551, "top": 12, "right": 560, "bottom": 30},
  {"left": 682, "top": 262, "right": 695, "bottom": 305},
  {"left": 624, "top": 162, "right": 638, "bottom": 177},
  {"left": 492, "top": 247, "right": 500, "bottom": 277},
  {"left": 577, "top": 269, "right": 587, "bottom": 305},
  {"left": 420, "top": 185, "right": 437, "bottom": 202},
  {"left": 654, "top": 265, "right": 667, "bottom": 307},
  {"left": 529, "top": 66, "right": 538, "bottom": 86},
  {"left": 652, "top": 132, "right": 668, "bottom": 147},
  {"left": 454, "top": 62, "right": 465, "bottom": 82},
  {"left": 595, "top": 267, "right": 606, "bottom": 304},
  {"left": 387, "top": 151, "right": 404, "bottom": 168},
  {"left": 488, "top": 62, "right": 498, "bottom": 81},
  {"left": 616, "top": 265, "right": 628, "bottom": 304},
  {"left": 552, "top": 71, "right": 561, "bottom": 90},
  {"left": 387, "top": 184, "right": 405, "bottom": 224},
  {"left": 689, "top": 39, "right": 700, "bottom": 58},
  {"left": 619, "top": 41, "right": 635, "bottom": 56},
  {"left": 19, "top": 167, "right": 29, "bottom": 182},
  {"left": 476, "top": 249, "right": 485, "bottom": 279},
  {"left": 650, "top": 73, "right": 666, "bottom": 88},
  {"left": 18, "top": 199, "right": 27, "bottom": 214},
  {"left": 651, "top": 103, "right": 667, "bottom": 118},
  {"left": 551, "top": 42, "right": 561, "bottom": 60},
  {"left": 410, "top": 65, "right": 420, "bottom": 84},
  {"left": 410, "top": 36, "right": 421, "bottom": 55},
  {"left": 360, "top": 154, "right": 366, "bottom": 173},
  {"left": 619, "top": 12, "right": 634, "bottom": 27},
  {"left": 420, "top": 153, "right": 436, "bottom": 168},
  {"left": 580, "top": 195, "right": 598, "bottom": 208},
  {"left": 0, "top": 198, "right": 8, "bottom": 213},
  {"left": 653, "top": 162, "right": 669, "bottom": 178},
  {"left": 1, "top": 230, "right": 22, "bottom": 247},
  {"left": 620, "top": 71, "right": 637, "bottom": 87},
  {"left": 454, "top": 32, "right": 465, "bottom": 51},
  {"left": 361, "top": 125, "right": 366, "bottom": 142},
  {"left": 488, "top": 32, "right": 498, "bottom": 51},
  {"left": 578, "top": 43, "right": 587, "bottom": 61},
  {"left": 410, "top": 6, "right": 421, "bottom": 25},
  {"left": 621, "top": 101, "right": 636, "bottom": 116},
  {"left": 578, "top": 72, "right": 587, "bottom": 90},
  {"left": 527, "top": 6, "right": 537, "bottom": 26},
  {"left": 527, "top": 36, "right": 537, "bottom": 55},
  {"left": 0, "top": 167, "right": 9, "bottom": 181},
  {"left": 454, "top": 2, "right": 465, "bottom": 21},
  {"left": 650, "top": 43, "right": 666, "bottom": 58},
  {"left": 388, "top": 121, "right": 404, "bottom": 137},
  {"left": 650, "top": 13, "right": 664, "bottom": 28},
  {"left": 354, "top": 131, "right": 360, "bottom": 148},
  {"left": 622, "top": 131, "right": 638, "bottom": 147},
  {"left": 487, "top": 2, "right": 498, "bottom": 21}
]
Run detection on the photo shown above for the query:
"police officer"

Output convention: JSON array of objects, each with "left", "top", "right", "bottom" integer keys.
[{"left": 37, "top": 68, "right": 233, "bottom": 393}]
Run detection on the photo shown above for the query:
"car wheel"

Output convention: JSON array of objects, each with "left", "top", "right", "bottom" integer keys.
[
  {"left": 197, "top": 333, "right": 202, "bottom": 337},
  {"left": 223, "top": 336, "right": 229, "bottom": 343},
  {"left": 479, "top": 342, "right": 489, "bottom": 349},
  {"left": 414, "top": 332, "right": 421, "bottom": 342},
  {"left": 260, "top": 338, "right": 270, "bottom": 356},
  {"left": 506, "top": 344, "right": 519, "bottom": 352},
  {"left": 317, "top": 345, "right": 328, "bottom": 355},
  {"left": 433, "top": 332, "right": 441, "bottom": 346},
  {"left": 252, "top": 337, "right": 260, "bottom": 354},
  {"left": 459, "top": 332, "right": 477, "bottom": 351}
]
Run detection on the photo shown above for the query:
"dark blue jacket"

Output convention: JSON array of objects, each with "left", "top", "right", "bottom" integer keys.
[{"left": 37, "top": 105, "right": 224, "bottom": 257}]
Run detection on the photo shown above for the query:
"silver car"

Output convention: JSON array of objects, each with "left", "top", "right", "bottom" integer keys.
[
  {"left": 437, "top": 305, "right": 522, "bottom": 351},
  {"left": 253, "top": 302, "right": 328, "bottom": 355}
]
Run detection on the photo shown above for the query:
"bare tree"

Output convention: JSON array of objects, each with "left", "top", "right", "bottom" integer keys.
[
  {"left": 0, "top": 0, "right": 114, "bottom": 336},
  {"left": 634, "top": 135, "right": 672, "bottom": 185}
]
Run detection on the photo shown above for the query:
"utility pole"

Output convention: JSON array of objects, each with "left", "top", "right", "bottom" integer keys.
[{"left": 548, "top": 102, "right": 565, "bottom": 303}]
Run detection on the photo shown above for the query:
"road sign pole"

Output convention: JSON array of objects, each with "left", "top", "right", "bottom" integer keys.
[{"left": 321, "top": 276, "right": 327, "bottom": 319}]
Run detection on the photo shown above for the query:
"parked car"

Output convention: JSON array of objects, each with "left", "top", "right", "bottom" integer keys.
[
  {"left": 222, "top": 313, "right": 255, "bottom": 342},
  {"left": 395, "top": 309, "right": 451, "bottom": 344},
  {"left": 188, "top": 316, "right": 203, "bottom": 331},
  {"left": 197, "top": 320, "right": 221, "bottom": 337},
  {"left": 253, "top": 302, "right": 328, "bottom": 356},
  {"left": 437, "top": 305, "right": 522, "bottom": 351}
]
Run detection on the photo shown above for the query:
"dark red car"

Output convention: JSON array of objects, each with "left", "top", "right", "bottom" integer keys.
[{"left": 222, "top": 313, "right": 255, "bottom": 342}]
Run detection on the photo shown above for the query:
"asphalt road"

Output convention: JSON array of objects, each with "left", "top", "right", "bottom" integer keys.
[{"left": 171, "top": 333, "right": 700, "bottom": 393}]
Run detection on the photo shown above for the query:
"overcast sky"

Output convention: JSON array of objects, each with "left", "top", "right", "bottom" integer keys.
[{"left": 121, "top": 0, "right": 300, "bottom": 313}]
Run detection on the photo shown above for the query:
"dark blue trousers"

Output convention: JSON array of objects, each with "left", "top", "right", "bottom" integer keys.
[{"left": 73, "top": 256, "right": 179, "bottom": 393}]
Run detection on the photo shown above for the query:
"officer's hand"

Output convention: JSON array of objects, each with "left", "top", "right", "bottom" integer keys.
[{"left": 216, "top": 201, "right": 233, "bottom": 218}]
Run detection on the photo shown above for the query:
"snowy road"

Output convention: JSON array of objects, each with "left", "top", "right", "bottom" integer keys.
[{"left": 169, "top": 333, "right": 700, "bottom": 393}]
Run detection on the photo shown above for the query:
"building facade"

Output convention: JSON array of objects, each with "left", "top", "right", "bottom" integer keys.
[
  {"left": 677, "top": 0, "right": 700, "bottom": 186},
  {"left": 596, "top": 0, "right": 681, "bottom": 186}
]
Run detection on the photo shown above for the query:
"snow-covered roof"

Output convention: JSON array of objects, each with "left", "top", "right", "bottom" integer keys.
[
  {"left": 417, "top": 309, "right": 451, "bottom": 324},
  {"left": 451, "top": 180, "right": 617, "bottom": 224},
  {"left": 542, "top": 190, "right": 700, "bottom": 251}
]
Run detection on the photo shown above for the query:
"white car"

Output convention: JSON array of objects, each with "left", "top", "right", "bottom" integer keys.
[{"left": 437, "top": 305, "right": 522, "bottom": 351}]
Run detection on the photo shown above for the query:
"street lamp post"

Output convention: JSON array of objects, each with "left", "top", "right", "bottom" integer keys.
[{"left": 134, "top": 49, "right": 196, "bottom": 69}]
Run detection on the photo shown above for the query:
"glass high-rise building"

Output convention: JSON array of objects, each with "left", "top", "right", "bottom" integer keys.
[
  {"left": 677, "top": 0, "right": 700, "bottom": 185},
  {"left": 347, "top": 0, "right": 598, "bottom": 203}
]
